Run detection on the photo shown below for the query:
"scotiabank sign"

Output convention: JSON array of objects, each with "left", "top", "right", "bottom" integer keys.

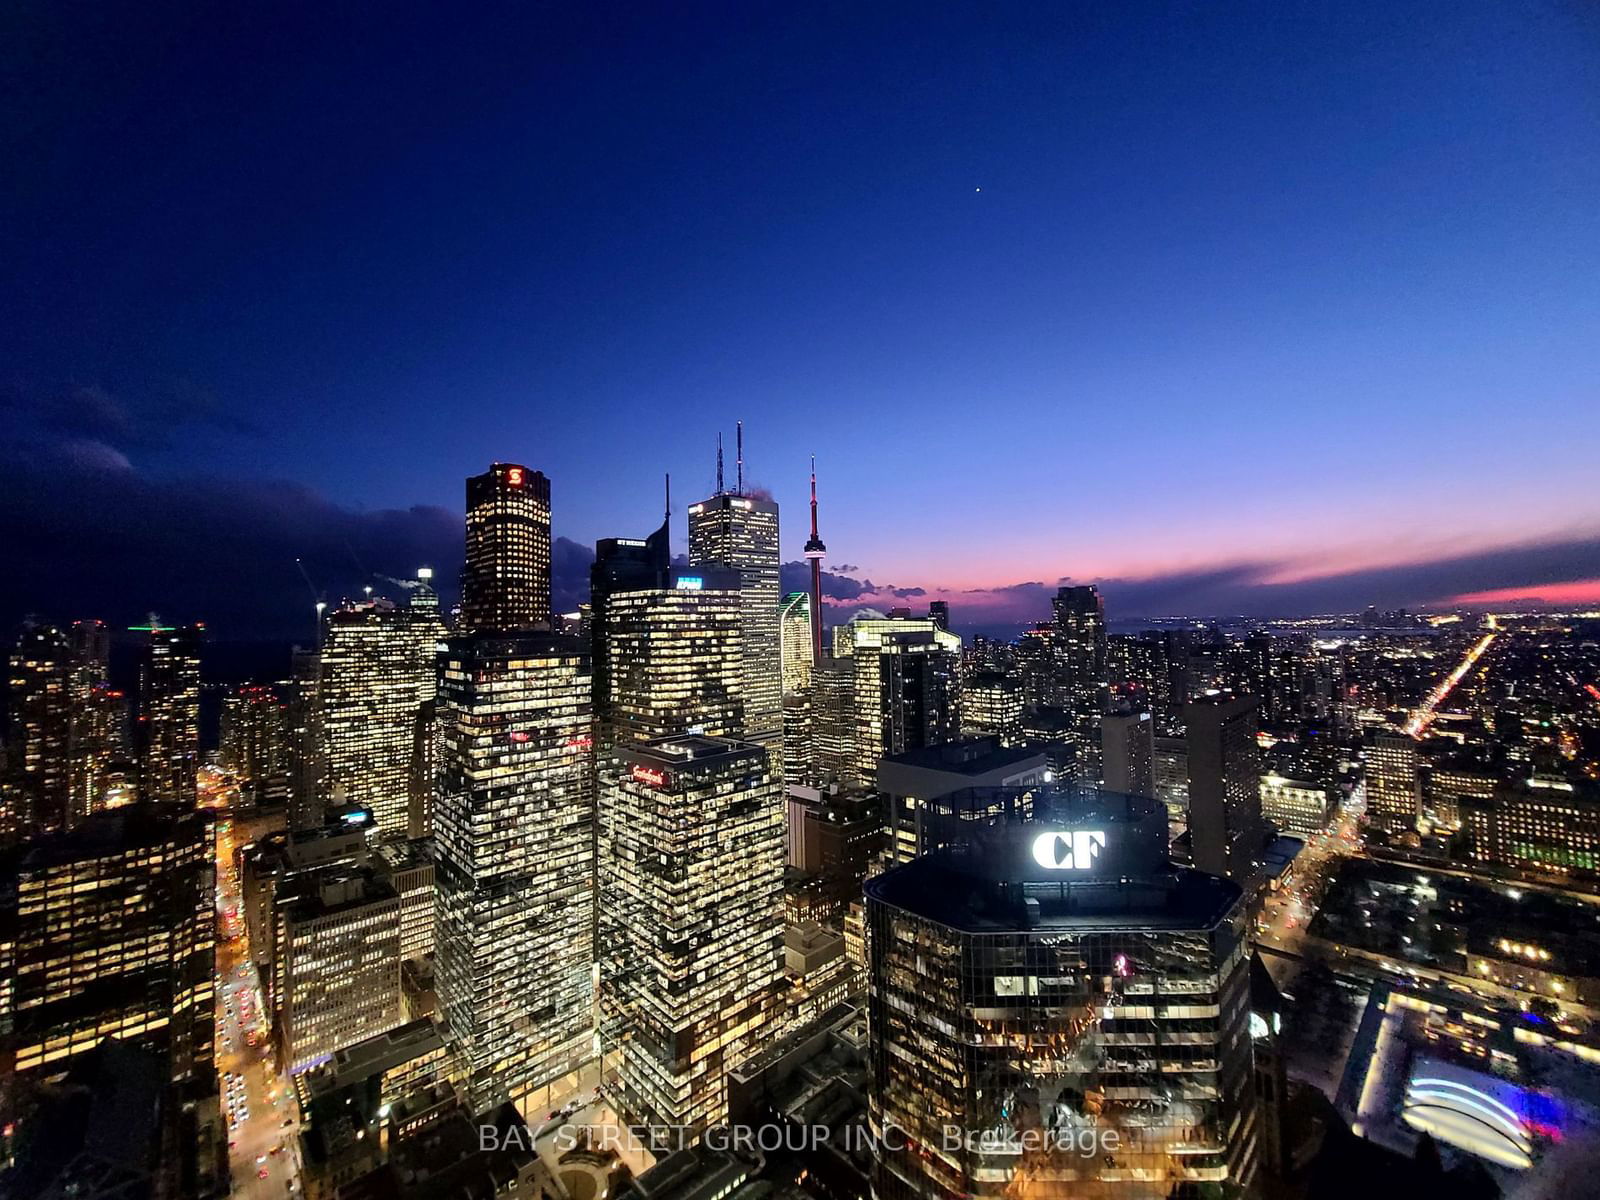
[
  {"left": 1030, "top": 830, "right": 1106, "bottom": 871},
  {"left": 631, "top": 765, "right": 668, "bottom": 788}
]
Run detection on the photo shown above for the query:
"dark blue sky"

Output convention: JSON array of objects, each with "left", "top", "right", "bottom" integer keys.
[{"left": 4, "top": 3, "right": 1599, "bottom": 635}]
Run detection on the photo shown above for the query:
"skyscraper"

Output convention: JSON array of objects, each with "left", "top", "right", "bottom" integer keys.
[
  {"left": 460, "top": 462, "right": 552, "bottom": 633},
  {"left": 687, "top": 481, "right": 781, "bottom": 753},
  {"left": 67, "top": 681, "right": 126, "bottom": 826},
  {"left": 65, "top": 619, "right": 122, "bottom": 826},
  {"left": 320, "top": 586, "right": 446, "bottom": 839},
  {"left": 433, "top": 631, "right": 594, "bottom": 1113},
  {"left": 599, "top": 735, "right": 784, "bottom": 1135},
  {"left": 274, "top": 867, "right": 402, "bottom": 1074},
  {"left": 1186, "top": 692, "right": 1264, "bottom": 882},
  {"left": 2, "top": 805, "right": 215, "bottom": 1083},
  {"left": 826, "top": 612, "right": 962, "bottom": 788},
  {"left": 5, "top": 624, "right": 74, "bottom": 833},
  {"left": 287, "top": 645, "right": 325, "bottom": 831},
  {"left": 596, "top": 562, "right": 744, "bottom": 752},
  {"left": 68, "top": 619, "right": 110, "bottom": 687},
  {"left": 865, "top": 793, "right": 1258, "bottom": 1200},
  {"left": 1052, "top": 585, "right": 1108, "bottom": 781},
  {"left": 962, "top": 670, "right": 1023, "bottom": 746},
  {"left": 779, "top": 591, "right": 814, "bottom": 696},
  {"left": 133, "top": 618, "right": 202, "bottom": 805},
  {"left": 1366, "top": 730, "right": 1421, "bottom": 835},
  {"left": 1102, "top": 709, "right": 1155, "bottom": 798},
  {"left": 589, "top": 507, "right": 671, "bottom": 747},
  {"left": 222, "top": 685, "right": 292, "bottom": 809}
]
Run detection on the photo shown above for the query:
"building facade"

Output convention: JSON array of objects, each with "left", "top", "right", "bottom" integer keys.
[
  {"left": 1, "top": 806, "right": 215, "bottom": 1082},
  {"left": 865, "top": 795, "right": 1257, "bottom": 1200},
  {"left": 1052, "top": 586, "right": 1109, "bottom": 781},
  {"left": 1102, "top": 710, "right": 1155, "bottom": 799},
  {"left": 134, "top": 619, "right": 202, "bottom": 806},
  {"left": 1185, "top": 693, "right": 1264, "bottom": 883},
  {"left": 687, "top": 492, "right": 782, "bottom": 754},
  {"left": 460, "top": 463, "right": 552, "bottom": 633},
  {"left": 5, "top": 624, "right": 74, "bottom": 834},
  {"left": 433, "top": 632, "right": 594, "bottom": 1113},
  {"left": 828, "top": 613, "right": 962, "bottom": 789},
  {"left": 963, "top": 671, "right": 1023, "bottom": 747},
  {"left": 1366, "top": 731, "right": 1421, "bottom": 835},
  {"left": 597, "top": 568, "right": 744, "bottom": 751},
  {"left": 275, "top": 868, "right": 402, "bottom": 1074},
  {"left": 780, "top": 591, "right": 814, "bottom": 697},
  {"left": 599, "top": 736, "right": 785, "bottom": 1135},
  {"left": 222, "top": 684, "right": 292, "bottom": 809},
  {"left": 319, "top": 594, "right": 445, "bottom": 839},
  {"left": 1259, "top": 771, "right": 1332, "bottom": 838}
]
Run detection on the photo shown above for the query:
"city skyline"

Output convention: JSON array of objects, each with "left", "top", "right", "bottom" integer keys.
[
  {"left": 4, "top": 4, "right": 1600, "bottom": 636},
  {"left": 9, "top": 8, "right": 1600, "bottom": 1199}
]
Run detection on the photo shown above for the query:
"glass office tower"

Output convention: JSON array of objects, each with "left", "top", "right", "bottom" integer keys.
[
  {"left": 433, "top": 631, "right": 594, "bottom": 1113},
  {"left": 598, "top": 735, "right": 784, "bottom": 1137},
  {"left": 866, "top": 790, "right": 1257, "bottom": 1199}
]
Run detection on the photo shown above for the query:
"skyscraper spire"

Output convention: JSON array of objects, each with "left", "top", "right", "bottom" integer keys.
[
  {"left": 716, "top": 434, "right": 724, "bottom": 495},
  {"left": 803, "top": 454, "right": 827, "bottom": 661},
  {"left": 736, "top": 420, "right": 744, "bottom": 496}
]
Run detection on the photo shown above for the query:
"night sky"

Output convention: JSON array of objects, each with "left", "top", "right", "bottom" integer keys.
[{"left": 4, "top": 3, "right": 1599, "bottom": 639}]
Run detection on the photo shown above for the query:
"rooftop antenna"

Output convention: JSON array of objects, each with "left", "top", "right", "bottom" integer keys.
[
  {"left": 716, "top": 433, "right": 724, "bottom": 495},
  {"left": 664, "top": 472, "right": 671, "bottom": 522},
  {"left": 736, "top": 420, "right": 744, "bottom": 496}
]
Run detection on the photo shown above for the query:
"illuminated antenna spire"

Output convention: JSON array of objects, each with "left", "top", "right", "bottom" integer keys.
[
  {"left": 736, "top": 420, "right": 744, "bottom": 496},
  {"left": 664, "top": 472, "right": 671, "bottom": 522},
  {"left": 716, "top": 433, "right": 724, "bottom": 494},
  {"left": 809, "top": 455, "right": 819, "bottom": 539}
]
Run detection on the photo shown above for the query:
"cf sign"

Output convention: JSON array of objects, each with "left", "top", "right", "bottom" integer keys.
[{"left": 1031, "top": 830, "right": 1106, "bottom": 871}]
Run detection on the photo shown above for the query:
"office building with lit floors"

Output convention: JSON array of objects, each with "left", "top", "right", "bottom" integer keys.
[
  {"left": 688, "top": 488, "right": 783, "bottom": 756},
  {"left": 865, "top": 792, "right": 1257, "bottom": 1200},
  {"left": 1365, "top": 730, "right": 1421, "bottom": 836},
  {"left": 0, "top": 805, "right": 215, "bottom": 1083},
  {"left": 133, "top": 618, "right": 202, "bottom": 805},
  {"left": 598, "top": 736, "right": 785, "bottom": 1137},
  {"left": 596, "top": 564, "right": 745, "bottom": 750},
  {"left": 320, "top": 588, "right": 446, "bottom": 839},
  {"left": 963, "top": 671, "right": 1023, "bottom": 746},
  {"left": 1051, "top": 585, "right": 1109, "bottom": 782},
  {"left": 780, "top": 591, "right": 815, "bottom": 696},
  {"left": 274, "top": 866, "right": 402, "bottom": 1074},
  {"left": 5, "top": 623, "right": 74, "bottom": 834},
  {"left": 433, "top": 631, "right": 595, "bottom": 1114},
  {"left": 460, "top": 462, "right": 553, "bottom": 633}
]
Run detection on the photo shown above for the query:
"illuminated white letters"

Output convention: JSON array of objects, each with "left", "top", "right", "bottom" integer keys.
[{"left": 1030, "top": 830, "right": 1106, "bottom": 871}]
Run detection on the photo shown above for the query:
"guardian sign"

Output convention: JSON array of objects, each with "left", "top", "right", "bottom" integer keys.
[{"left": 1031, "top": 830, "right": 1106, "bottom": 871}]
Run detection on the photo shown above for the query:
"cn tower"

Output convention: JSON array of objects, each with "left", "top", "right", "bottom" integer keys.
[{"left": 803, "top": 455, "right": 826, "bottom": 660}]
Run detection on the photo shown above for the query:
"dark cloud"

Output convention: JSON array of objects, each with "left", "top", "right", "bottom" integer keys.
[
  {"left": 780, "top": 561, "right": 907, "bottom": 602},
  {"left": 1099, "top": 537, "right": 1600, "bottom": 618},
  {"left": 5, "top": 379, "right": 263, "bottom": 453},
  {"left": 0, "top": 437, "right": 587, "bottom": 639},
  {"left": 786, "top": 536, "right": 1600, "bottom": 632},
  {"left": 5, "top": 416, "right": 1598, "bottom": 643}
]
